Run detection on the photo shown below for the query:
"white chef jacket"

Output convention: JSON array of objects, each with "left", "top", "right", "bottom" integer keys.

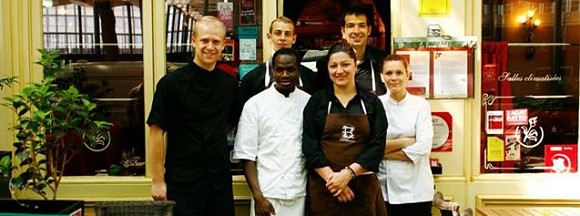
[
  {"left": 233, "top": 87, "right": 310, "bottom": 200},
  {"left": 377, "top": 91, "right": 434, "bottom": 204}
]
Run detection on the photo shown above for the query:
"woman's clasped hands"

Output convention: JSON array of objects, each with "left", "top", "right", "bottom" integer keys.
[{"left": 325, "top": 169, "right": 355, "bottom": 202}]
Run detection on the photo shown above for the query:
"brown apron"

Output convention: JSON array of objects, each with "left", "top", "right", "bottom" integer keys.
[{"left": 307, "top": 100, "right": 387, "bottom": 216}]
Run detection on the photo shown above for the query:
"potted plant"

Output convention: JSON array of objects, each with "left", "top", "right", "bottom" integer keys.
[{"left": 0, "top": 49, "right": 112, "bottom": 215}]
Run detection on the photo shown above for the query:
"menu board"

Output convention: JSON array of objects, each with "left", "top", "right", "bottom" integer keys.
[{"left": 395, "top": 47, "right": 474, "bottom": 98}]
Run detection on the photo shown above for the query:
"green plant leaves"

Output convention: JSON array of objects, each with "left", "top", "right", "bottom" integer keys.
[
  {"left": 3, "top": 48, "right": 113, "bottom": 200},
  {"left": 0, "top": 155, "right": 10, "bottom": 177},
  {"left": 0, "top": 76, "right": 17, "bottom": 90}
]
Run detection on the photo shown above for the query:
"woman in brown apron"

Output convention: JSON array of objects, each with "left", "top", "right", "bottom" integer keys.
[{"left": 302, "top": 42, "right": 388, "bottom": 216}]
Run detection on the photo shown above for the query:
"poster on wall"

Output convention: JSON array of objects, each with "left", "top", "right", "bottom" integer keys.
[
  {"left": 505, "top": 109, "right": 528, "bottom": 126},
  {"left": 218, "top": 2, "right": 234, "bottom": 31},
  {"left": 486, "top": 136, "right": 505, "bottom": 162},
  {"left": 237, "top": 26, "right": 259, "bottom": 39},
  {"left": 545, "top": 145, "right": 578, "bottom": 173},
  {"left": 240, "top": 0, "right": 256, "bottom": 25},
  {"left": 239, "top": 39, "right": 256, "bottom": 60},
  {"left": 222, "top": 39, "right": 235, "bottom": 62},
  {"left": 431, "top": 112, "right": 452, "bottom": 152},
  {"left": 239, "top": 64, "right": 259, "bottom": 78},
  {"left": 486, "top": 110, "right": 504, "bottom": 135},
  {"left": 504, "top": 135, "right": 521, "bottom": 161}
]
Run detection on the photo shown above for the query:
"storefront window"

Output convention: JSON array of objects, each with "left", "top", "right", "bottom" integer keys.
[
  {"left": 481, "top": 0, "right": 579, "bottom": 173},
  {"left": 165, "top": 0, "right": 263, "bottom": 175},
  {"left": 43, "top": 1, "right": 145, "bottom": 176}
]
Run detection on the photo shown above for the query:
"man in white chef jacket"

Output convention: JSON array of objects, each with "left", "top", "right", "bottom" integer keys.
[{"left": 233, "top": 48, "right": 310, "bottom": 216}]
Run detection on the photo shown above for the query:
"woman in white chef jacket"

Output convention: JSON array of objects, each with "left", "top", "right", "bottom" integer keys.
[{"left": 377, "top": 54, "right": 434, "bottom": 216}]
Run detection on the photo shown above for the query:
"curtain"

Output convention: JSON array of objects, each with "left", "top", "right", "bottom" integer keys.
[
  {"left": 481, "top": 41, "right": 514, "bottom": 173},
  {"left": 482, "top": 41, "right": 512, "bottom": 107}
]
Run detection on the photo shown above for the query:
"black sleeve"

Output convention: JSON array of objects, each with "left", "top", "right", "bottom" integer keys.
[
  {"left": 228, "top": 77, "right": 242, "bottom": 128},
  {"left": 370, "top": 46, "right": 388, "bottom": 95},
  {"left": 298, "top": 65, "right": 318, "bottom": 95},
  {"left": 315, "top": 58, "right": 331, "bottom": 92},
  {"left": 354, "top": 96, "right": 387, "bottom": 172},
  {"left": 146, "top": 76, "right": 172, "bottom": 130},
  {"left": 239, "top": 65, "right": 264, "bottom": 105},
  {"left": 302, "top": 93, "right": 329, "bottom": 170}
]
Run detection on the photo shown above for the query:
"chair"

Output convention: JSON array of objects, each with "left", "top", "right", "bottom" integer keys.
[{"left": 94, "top": 200, "right": 176, "bottom": 216}]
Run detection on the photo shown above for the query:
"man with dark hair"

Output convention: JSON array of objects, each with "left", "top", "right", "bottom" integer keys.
[
  {"left": 317, "top": 4, "right": 387, "bottom": 95},
  {"left": 234, "top": 48, "right": 311, "bottom": 216},
  {"left": 147, "top": 16, "right": 238, "bottom": 216},
  {"left": 241, "top": 16, "right": 317, "bottom": 104}
]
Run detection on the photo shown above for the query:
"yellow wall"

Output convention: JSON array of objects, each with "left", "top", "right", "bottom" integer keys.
[
  {"left": 2, "top": 0, "right": 580, "bottom": 214},
  {"left": 0, "top": 1, "right": 43, "bottom": 152}
]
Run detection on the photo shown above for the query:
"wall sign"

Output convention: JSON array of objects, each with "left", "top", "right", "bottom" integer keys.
[
  {"left": 419, "top": 0, "right": 451, "bottom": 17},
  {"left": 432, "top": 112, "right": 452, "bottom": 152},
  {"left": 545, "top": 145, "right": 577, "bottom": 173}
]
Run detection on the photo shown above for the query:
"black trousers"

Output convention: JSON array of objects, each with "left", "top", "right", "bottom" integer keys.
[
  {"left": 385, "top": 201, "right": 432, "bottom": 216},
  {"left": 167, "top": 188, "right": 234, "bottom": 216}
]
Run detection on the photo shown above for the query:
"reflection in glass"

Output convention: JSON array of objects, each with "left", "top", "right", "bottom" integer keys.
[
  {"left": 481, "top": 0, "right": 579, "bottom": 174},
  {"left": 43, "top": 1, "right": 145, "bottom": 176}
]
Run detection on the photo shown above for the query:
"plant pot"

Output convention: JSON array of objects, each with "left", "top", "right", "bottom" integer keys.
[{"left": 0, "top": 199, "right": 83, "bottom": 216}]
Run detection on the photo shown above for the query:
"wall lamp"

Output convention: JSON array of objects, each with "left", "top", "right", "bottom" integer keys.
[{"left": 518, "top": 10, "right": 540, "bottom": 59}]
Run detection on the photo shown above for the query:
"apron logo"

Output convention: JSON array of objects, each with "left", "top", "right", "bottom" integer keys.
[{"left": 340, "top": 124, "right": 356, "bottom": 143}]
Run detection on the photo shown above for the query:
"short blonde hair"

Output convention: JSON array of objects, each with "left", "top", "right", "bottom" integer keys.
[
  {"left": 269, "top": 16, "right": 294, "bottom": 33},
  {"left": 193, "top": 16, "right": 226, "bottom": 39}
]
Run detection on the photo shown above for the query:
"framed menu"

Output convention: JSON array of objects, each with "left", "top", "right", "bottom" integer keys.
[
  {"left": 394, "top": 37, "right": 477, "bottom": 99},
  {"left": 396, "top": 47, "right": 474, "bottom": 98}
]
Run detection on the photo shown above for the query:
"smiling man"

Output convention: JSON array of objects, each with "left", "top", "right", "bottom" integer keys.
[
  {"left": 147, "top": 16, "right": 239, "bottom": 216},
  {"left": 317, "top": 4, "right": 387, "bottom": 95},
  {"left": 240, "top": 16, "right": 317, "bottom": 105},
  {"left": 234, "top": 48, "right": 311, "bottom": 216}
]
